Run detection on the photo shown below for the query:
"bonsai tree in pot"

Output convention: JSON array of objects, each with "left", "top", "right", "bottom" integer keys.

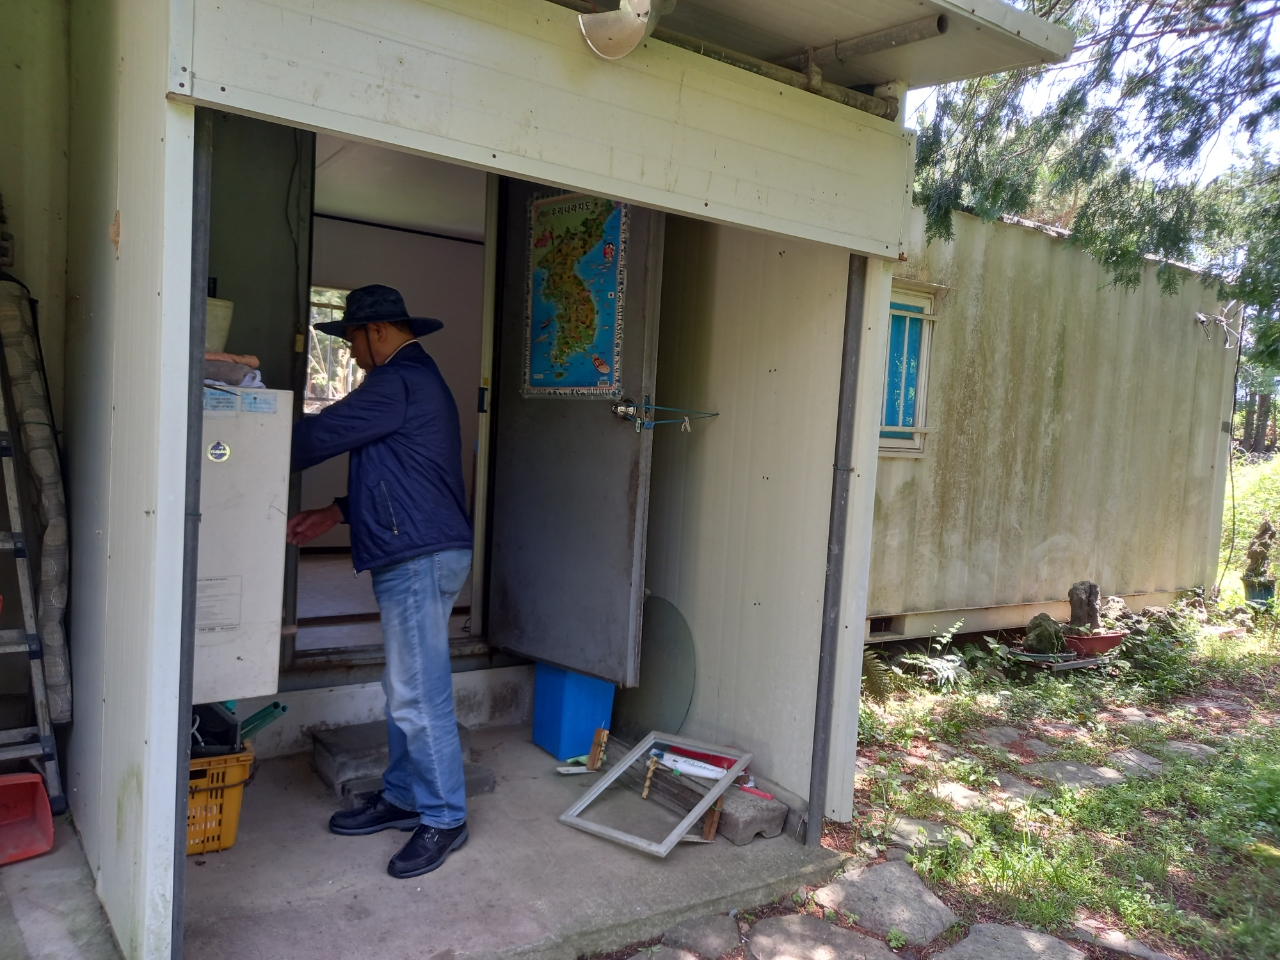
[
  {"left": 1063, "top": 580, "right": 1128, "bottom": 655},
  {"left": 1244, "top": 519, "right": 1278, "bottom": 604}
]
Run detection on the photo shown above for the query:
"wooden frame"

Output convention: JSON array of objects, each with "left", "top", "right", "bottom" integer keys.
[{"left": 559, "top": 731, "right": 751, "bottom": 857}]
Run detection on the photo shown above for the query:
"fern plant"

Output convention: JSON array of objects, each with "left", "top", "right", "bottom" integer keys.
[{"left": 861, "top": 648, "right": 893, "bottom": 705}]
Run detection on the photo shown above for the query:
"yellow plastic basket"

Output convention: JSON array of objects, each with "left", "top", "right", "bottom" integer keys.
[{"left": 187, "top": 744, "right": 254, "bottom": 855}]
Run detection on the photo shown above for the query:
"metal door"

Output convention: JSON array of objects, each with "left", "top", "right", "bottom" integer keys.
[{"left": 487, "top": 180, "right": 664, "bottom": 687}]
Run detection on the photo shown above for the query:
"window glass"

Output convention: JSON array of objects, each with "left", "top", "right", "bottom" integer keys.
[
  {"left": 880, "top": 291, "right": 933, "bottom": 454},
  {"left": 306, "top": 286, "right": 363, "bottom": 413}
]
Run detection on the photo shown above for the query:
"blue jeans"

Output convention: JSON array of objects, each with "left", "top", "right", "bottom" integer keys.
[{"left": 372, "top": 549, "right": 472, "bottom": 829}]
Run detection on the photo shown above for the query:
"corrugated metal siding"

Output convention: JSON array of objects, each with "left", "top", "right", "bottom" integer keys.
[
  {"left": 646, "top": 218, "right": 854, "bottom": 797},
  {"left": 869, "top": 210, "right": 1235, "bottom": 618}
]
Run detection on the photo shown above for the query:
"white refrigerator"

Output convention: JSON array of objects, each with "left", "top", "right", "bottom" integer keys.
[{"left": 193, "top": 387, "right": 292, "bottom": 704}]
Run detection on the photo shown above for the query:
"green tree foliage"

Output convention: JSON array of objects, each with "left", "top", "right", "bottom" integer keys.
[{"left": 916, "top": 1, "right": 1280, "bottom": 292}]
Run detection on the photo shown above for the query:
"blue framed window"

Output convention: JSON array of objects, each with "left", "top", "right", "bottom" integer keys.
[{"left": 880, "top": 290, "right": 934, "bottom": 454}]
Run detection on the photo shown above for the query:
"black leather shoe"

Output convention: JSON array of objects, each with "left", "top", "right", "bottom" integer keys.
[
  {"left": 328, "top": 792, "right": 419, "bottom": 836},
  {"left": 387, "top": 822, "right": 468, "bottom": 879}
]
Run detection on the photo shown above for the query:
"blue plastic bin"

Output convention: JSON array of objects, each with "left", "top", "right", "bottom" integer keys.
[{"left": 532, "top": 663, "right": 616, "bottom": 761}]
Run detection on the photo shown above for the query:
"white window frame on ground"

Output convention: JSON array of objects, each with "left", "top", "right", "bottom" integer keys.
[
  {"left": 879, "top": 286, "right": 936, "bottom": 456},
  {"left": 306, "top": 286, "right": 362, "bottom": 413}
]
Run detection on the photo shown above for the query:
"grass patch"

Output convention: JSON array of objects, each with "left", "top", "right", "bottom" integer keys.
[{"left": 856, "top": 625, "right": 1280, "bottom": 960}]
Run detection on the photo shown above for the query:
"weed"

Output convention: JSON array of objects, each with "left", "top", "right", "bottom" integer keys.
[{"left": 886, "top": 929, "right": 907, "bottom": 949}]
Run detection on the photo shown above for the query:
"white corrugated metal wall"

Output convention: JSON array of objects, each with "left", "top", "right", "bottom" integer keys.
[
  {"left": 870, "top": 210, "right": 1235, "bottom": 622},
  {"left": 64, "top": 0, "right": 193, "bottom": 956}
]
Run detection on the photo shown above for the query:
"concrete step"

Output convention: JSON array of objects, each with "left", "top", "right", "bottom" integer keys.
[{"left": 311, "top": 720, "right": 493, "bottom": 808}]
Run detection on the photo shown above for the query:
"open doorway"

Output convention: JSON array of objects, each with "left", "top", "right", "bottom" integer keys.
[
  {"left": 291, "top": 135, "right": 488, "bottom": 669},
  {"left": 184, "top": 112, "right": 822, "bottom": 960}
]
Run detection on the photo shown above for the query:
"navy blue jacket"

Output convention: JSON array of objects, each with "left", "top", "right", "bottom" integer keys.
[{"left": 291, "top": 341, "right": 472, "bottom": 572}]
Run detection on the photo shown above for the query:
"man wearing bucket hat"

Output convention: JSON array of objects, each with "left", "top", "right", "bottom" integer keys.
[{"left": 288, "top": 284, "right": 473, "bottom": 880}]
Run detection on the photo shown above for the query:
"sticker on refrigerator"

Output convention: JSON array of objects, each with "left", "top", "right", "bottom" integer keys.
[
  {"left": 196, "top": 576, "right": 242, "bottom": 633},
  {"left": 241, "top": 392, "right": 278, "bottom": 415},
  {"left": 203, "top": 387, "right": 238, "bottom": 416}
]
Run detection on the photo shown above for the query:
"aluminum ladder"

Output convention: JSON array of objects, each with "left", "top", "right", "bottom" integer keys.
[{"left": 0, "top": 373, "right": 66, "bottom": 813}]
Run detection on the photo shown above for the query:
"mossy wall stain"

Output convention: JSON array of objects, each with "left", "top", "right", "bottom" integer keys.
[{"left": 870, "top": 210, "right": 1232, "bottom": 617}]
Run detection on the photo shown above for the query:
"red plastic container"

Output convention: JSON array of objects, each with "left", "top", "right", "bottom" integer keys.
[
  {"left": 0, "top": 773, "right": 54, "bottom": 865},
  {"left": 1065, "top": 631, "right": 1127, "bottom": 657}
]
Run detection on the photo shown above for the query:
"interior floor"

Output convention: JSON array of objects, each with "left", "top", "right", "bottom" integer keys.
[
  {"left": 183, "top": 726, "right": 837, "bottom": 960},
  {"left": 0, "top": 817, "right": 121, "bottom": 960}
]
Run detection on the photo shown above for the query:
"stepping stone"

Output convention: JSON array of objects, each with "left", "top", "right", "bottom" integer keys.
[
  {"left": 812, "top": 860, "right": 959, "bottom": 945},
  {"left": 935, "top": 923, "right": 1085, "bottom": 960},
  {"left": 1021, "top": 738, "right": 1056, "bottom": 757},
  {"left": 992, "top": 772, "right": 1047, "bottom": 803},
  {"left": 931, "top": 743, "right": 961, "bottom": 759},
  {"left": 749, "top": 915, "right": 897, "bottom": 960},
  {"left": 1154, "top": 741, "right": 1218, "bottom": 762},
  {"left": 887, "top": 817, "right": 972, "bottom": 852},
  {"left": 662, "top": 951, "right": 700, "bottom": 960},
  {"left": 1106, "top": 749, "right": 1163, "bottom": 778},
  {"left": 1037, "top": 721, "right": 1086, "bottom": 740},
  {"left": 664, "top": 914, "right": 740, "bottom": 958},
  {"left": 932, "top": 781, "right": 994, "bottom": 810},
  {"left": 1023, "top": 761, "right": 1125, "bottom": 790},
  {"left": 969, "top": 726, "right": 1023, "bottom": 747},
  {"left": 1068, "top": 923, "right": 1176, "bottom": 960},
  {"left": 1114, "top": 707, "right": 1163, "bottom": 726}
]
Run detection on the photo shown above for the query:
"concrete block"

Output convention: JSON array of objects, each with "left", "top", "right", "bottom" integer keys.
[
  {"left": 663, "top": 914, "right": 740, "bottom": 958},
  {"left": 718, "top": 788, "right": 789, "bottom": 845},
  {"left": 935, "top": 923, "right": 1084, "bottom": 960},
  {"left": 748, "top": 914, "right": 897, "bottom": 960},
  {"left": 813, "top": 860, "right": 958, "bottom": 945},
  {"left": 313, "top": 720, "right": 471, "bottom": 798}
]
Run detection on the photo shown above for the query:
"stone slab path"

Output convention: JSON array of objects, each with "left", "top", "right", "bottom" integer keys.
[
  {"left": 663, "top": 915, "right": 740, "bottom": 958},
  {"left": 748, "top": 914, "right": 898, "bottom": 960},
  {"left": 935, "top": 923, "right": 1085, "bottom": 960},
  {"left": 1022, "top": 760, "right": 1126, "bottom": 789},
  {"left": 813, "top": 861, "right": 959, "bottom": 945}
]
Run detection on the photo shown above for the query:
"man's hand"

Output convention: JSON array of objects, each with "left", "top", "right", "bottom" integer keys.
[{"left": 287, "top": 503, "right": 344, "bottom": 546}]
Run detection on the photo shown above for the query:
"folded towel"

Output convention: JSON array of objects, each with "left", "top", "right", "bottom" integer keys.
[
  {"left": 204, "top": 359, "right": 254, "bottom": 385},
  {"left": 205, "top": 351, "right": 259, "bottom": 369}
]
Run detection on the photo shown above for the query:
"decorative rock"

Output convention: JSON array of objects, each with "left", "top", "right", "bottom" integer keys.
[
  {"left": 664, "top": 914, "right": 741, "bottom": 959},
  {"left": 935, "top": 923, "right": 1085, "bottom": 960},
  {"left": 1068, "top": 581, "right": 1102, "bottom": 632},
  {"left": 1067, "top": 924, "right": 1176, "bottom": 960},
  {"left": 887, "top": 818, "right": 972, "bottom": 852},
  {"left": 812, "top": 861, "right": 959, "bottom": 945},
  {"left": 1100, "top": 596, "right": 1131, "bottom": 620},
  {"left": 992, "top": 773, "right": 1047, "bottom": 803},
  {"left": 1022, "top": 761, "right": 1125, "bottom": 790},
  {"left": 1106, "top": 749, "right": 1163, "bottom": 778},
  {"left": 1154, "top": 741, "right": 1219, "bottom": 762},
  {"left": 749, "top": 915, "right": 898, "bottom": 960}
]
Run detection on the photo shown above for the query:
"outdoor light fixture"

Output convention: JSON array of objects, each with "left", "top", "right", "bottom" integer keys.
[{"left": 579, "top": 0, "right": 669, "bottom": 60}]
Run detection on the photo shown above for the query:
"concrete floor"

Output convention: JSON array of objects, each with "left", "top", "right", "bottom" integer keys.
[
  {"left": 0, "top": 817, "right": 121, "bottom": 960},
  {"left": 184, "top": 726, "right": 842, "bottom": 960}
]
